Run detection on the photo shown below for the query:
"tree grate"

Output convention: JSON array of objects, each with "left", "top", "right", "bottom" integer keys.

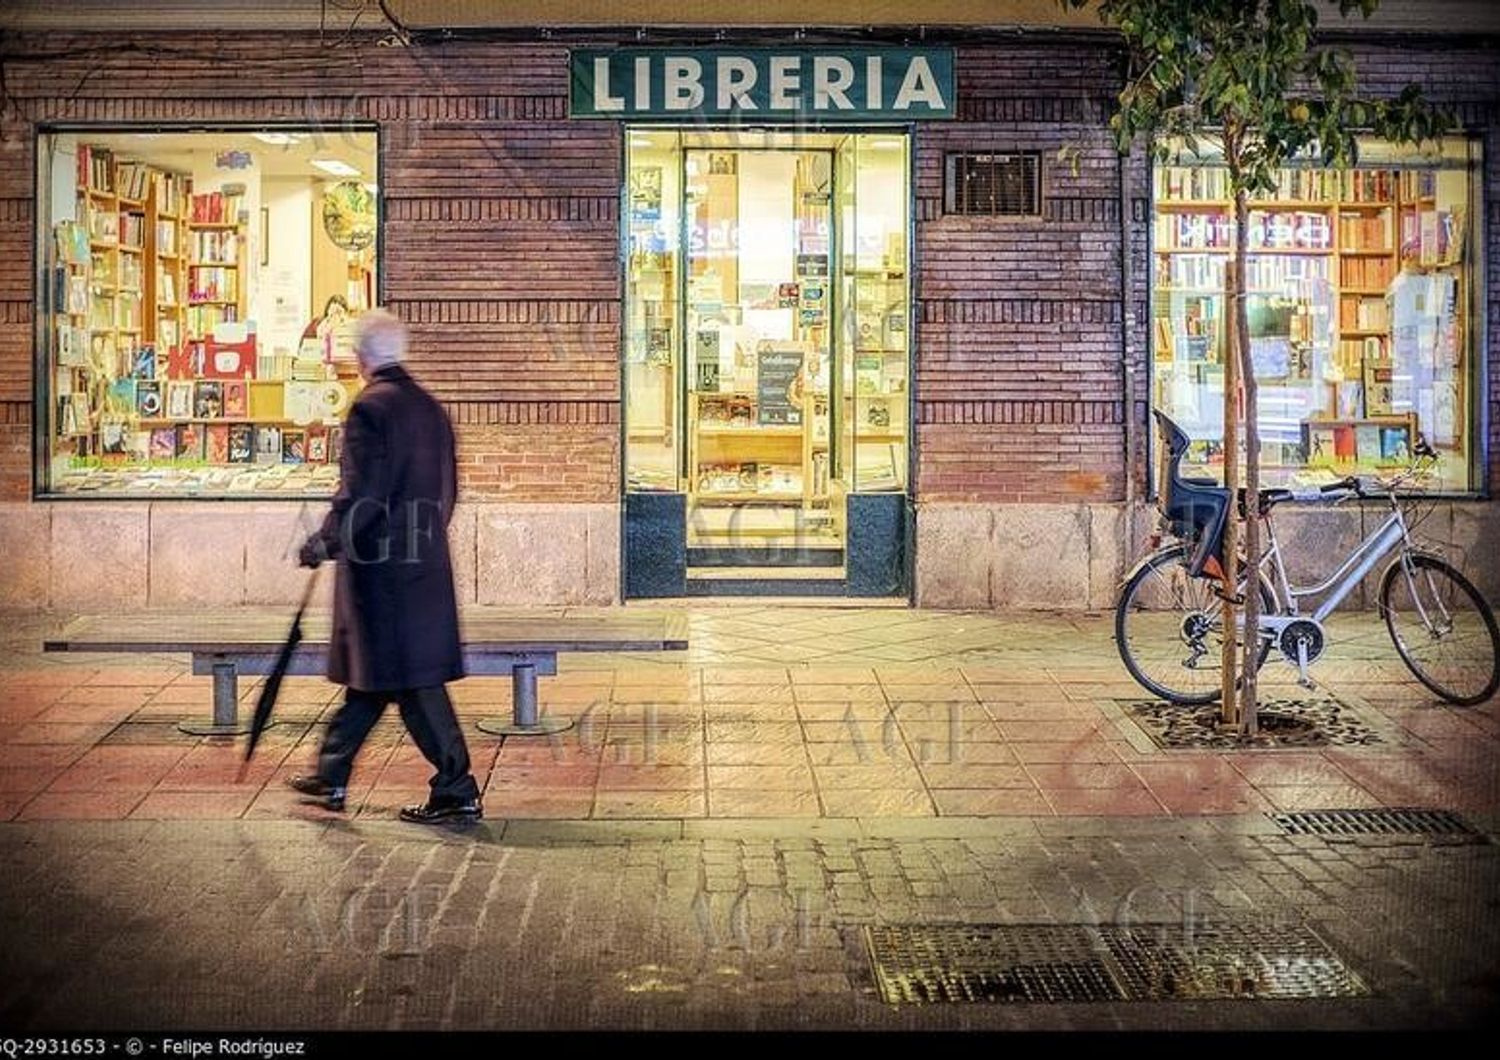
[
  {"left": 864, "top": 921, "right": 1369, "bottom": 1004},
  {"left": 1270, "top": 807, "right": 1487, "bottom": 842},
  {"left": 1119, "top": 695, "right": 1384, "bottom": 750}
]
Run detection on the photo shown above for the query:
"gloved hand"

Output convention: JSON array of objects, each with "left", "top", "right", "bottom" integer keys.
[{"left": 298, "top": 535, "right": 327, "bottom": 569}]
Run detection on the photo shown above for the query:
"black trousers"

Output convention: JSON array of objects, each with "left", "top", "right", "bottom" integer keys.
[{"left": 318, "top": 685, "right": 481, "bottom": 803}]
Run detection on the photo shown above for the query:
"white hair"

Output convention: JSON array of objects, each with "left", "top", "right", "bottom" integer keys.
[{"left": 355, "top": 309, "right": 407, "bottom": 371}]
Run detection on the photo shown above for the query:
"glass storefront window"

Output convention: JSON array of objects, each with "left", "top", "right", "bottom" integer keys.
[
  {"left": 1151, "top": 135, "right": 1481, "bottom": 492},
  {"left": 37, "top": 128, "right": 379, "bottom": 497}
]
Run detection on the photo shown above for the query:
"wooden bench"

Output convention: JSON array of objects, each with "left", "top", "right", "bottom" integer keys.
[{"left": 43, "top": 609, "right": 688, "bottom": 738}]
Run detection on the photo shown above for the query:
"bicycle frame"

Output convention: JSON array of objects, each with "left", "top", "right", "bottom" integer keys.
[{"left": 1256, "top": 499, "right": 1411, "bottom": 626}]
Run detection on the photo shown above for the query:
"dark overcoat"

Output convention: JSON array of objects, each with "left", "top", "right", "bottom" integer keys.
[{"left": 313, "top": 364, "right": 464, "bottom": 692}]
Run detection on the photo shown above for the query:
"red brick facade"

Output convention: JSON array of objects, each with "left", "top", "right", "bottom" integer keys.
[{"left": 0, "top": 31, "right": 1496, "bottom": 507}]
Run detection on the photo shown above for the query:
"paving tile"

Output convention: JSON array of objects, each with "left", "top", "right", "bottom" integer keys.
[
  {"left": 918, "top": 763, "right": 1034, "bottom": 789},
  {"left": 932, "top": 788, "right": 1052, "bottom": 816},
  {"left": 793, "top": 700, "right": 892, "bottom": 723},
  {"left": 707, "top": 764, "right": 814, "bottom": 789},
  {"left": 1149, "top": 784, "right": 1274, "bottom": 816},
  {"left": 0, "top": 766, "right": 65, "bottom": 794},
  {"left": 1224, "top": 754, "right": 1357, "bottom": 788},
  {"left": 999, "top": 719, "right": 1110, "bottom": 742},
  {"left": 818, "top": 788, "right": 934, "bottom": 818},
  {"left": 1044, "top": 787, "right": 1167, "bottom": 816},
  {"left": 800, "top": 719, "right": 897, "bottom": 745},
  {"left": 787, "top": 666, "right": 879, "bottom": 684},
  {"left": 1027, "top": 763, "right": 1143, "bottom": 789},
  {"left": 701, "top": 700, "right": 800, "bottom": 721},
  {"left": 792, "top": 684, "right": 889, "bottom": 704},
  {"left": 1260, "top": 785, "right": 1388, "bottom": 811},
  {"left": 129, "top": 790, "right": 259, "bottom": 819},
  {"left": 707, "top": 742, "right": 810, "bottom": 767},
  {"left": 709, "top": 789, "right": 820, "bottom": 817},
  {"left": 705, "top": 720, "right": 803, "bottom": 743},
  {"left": 5, "top": 722, "right": 114, "bottom": 746},
  {"left": 481, "top": 790, "right": 597, "bottom": 819},
  {"left": 489, "top": 764, "right": 602, "bottom": 790},
  {"left": 812, "top": 764, "right": 924, "bottom": 789},
  {"left": 16, "top": 790, "right": 146, "bottom": 820},
  {"left": 1009, "top": 740, "right": 1123, "bottom": 764},
  {"left": 593, "top": 789, "right": 705, "bottom": 819},
  {"left": 597, "top": 765, "right": 704, "bottom": 790}
]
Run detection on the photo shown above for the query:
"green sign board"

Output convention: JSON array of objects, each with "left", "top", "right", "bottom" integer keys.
[{"left": 570, "top": 48, "right": 955, "bottom": 121}]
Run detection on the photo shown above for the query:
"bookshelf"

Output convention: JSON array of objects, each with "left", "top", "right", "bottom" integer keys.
[
  {"left": 688, "top": 387, "right": 830, "bottom": 509},
  {"left": 1152, "top": 161, "right": 1467, "bottom": 471},
  {"left": 186, "top": 187, "right": 246, "bottom": 339}
]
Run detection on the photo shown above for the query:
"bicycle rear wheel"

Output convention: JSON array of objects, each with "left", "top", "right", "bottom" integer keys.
[
  {"left": 1380, "top": 553, "right": 1499, "bottom": 706},
  {"left": 1115, "top": 543, "right": 1276, "bottom": 705}
]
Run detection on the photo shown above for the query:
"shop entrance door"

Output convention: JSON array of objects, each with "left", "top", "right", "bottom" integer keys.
[{"left": 624, "top": 129, "right": 911, "bottom": 595}]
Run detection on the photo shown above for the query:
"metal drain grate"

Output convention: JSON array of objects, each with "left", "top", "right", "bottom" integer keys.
[
  {"left": 864, "top": 921, "right": 1368, "bottom": 1004},
  {"left": 1270, "top": 807, "right": 1487, "bottom": 842}
]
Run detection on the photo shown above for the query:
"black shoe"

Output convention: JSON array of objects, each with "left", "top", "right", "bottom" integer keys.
[
  {"left": 287, "top": 774, "right": 346, "bottom": 812},
  {"left": 399, "top": 797, "right": 483, "bottom": 825}
]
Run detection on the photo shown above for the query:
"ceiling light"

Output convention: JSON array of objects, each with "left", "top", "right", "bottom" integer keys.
[
  {"left": 253, "top": 132, "right": 303, "bottom": 146},
  {"left": 311, "top": 159, "right": 360, "bottom": 177}
]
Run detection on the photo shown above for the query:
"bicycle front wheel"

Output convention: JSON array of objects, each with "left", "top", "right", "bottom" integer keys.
[
  {"left": 1381, "top": 553, "right": 1500, "bottom": 706},
  {"left": 1115, "top": 543, "right": 1275, "bottom": 705}
]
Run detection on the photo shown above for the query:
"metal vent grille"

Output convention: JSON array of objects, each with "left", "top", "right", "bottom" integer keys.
[
  {"left": 1270, "top": 808, "right": 1486, "bottom": 841},
  {"left": 945, "top": 152, "right": 1041, "bottom": 216},
  {"left": 864, "top": 922, "right": 1369, "bottom": 1004}
]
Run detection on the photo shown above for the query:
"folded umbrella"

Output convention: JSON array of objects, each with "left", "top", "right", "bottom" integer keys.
[{"left": 239, "top": 569, "right": 321, "bottom": 782}]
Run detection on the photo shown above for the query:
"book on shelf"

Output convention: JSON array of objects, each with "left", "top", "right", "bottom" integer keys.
[
  {"left": 115, "top": 162, "right": 150, "bottom": 202},
  {"left": 1338, "top": 212, "right": 1393, "bottom": 251},
  {"left": 222, "top": 380, "right": 248, "bottom": 418},
  {"left": 192, "top": 229, "right": 239, "bottom": 263},
  {"left": 281, "top": 430, "right": 307, "bottom": 465},
  {"left": 149, "top": 427, "right": 175, "bottom": 460},
  {"left": 194, "top": 381, "right": 223, "bottom": 419},
  {"left": 205, "top": 424, "right": 230, "bottom": 463},
  {"left": 188, "top": 267, "right": 238, "bottom": 303},
  {"left": 190, "top": 190, "right": 246, "bottom": 225},
  {"left": 77, "top": 145, "right": 115, "bottom": 193},
  {"left": 119, "top": 214, "right": 144, "bottom": 249},
  {"left": 253, "top": 426, "right": 282, "bottom": 464},
  {"left": 1339, "top": 256, "right": 1393, "bottom": 289},
  {"left": 227, "top": 424, "right": 254, "bottom": 463},
  {"left": 175, "top": 422, "right": 204, "bottom": 461},
  {"left": 165, "top": 380, "right": 193, "bottom": 419},
  {"left": 135, "top": 380, "right": 162, "bottom": 417},
  {"left": 1340, "top": 170, "right": 1394, "bottom": 202}
]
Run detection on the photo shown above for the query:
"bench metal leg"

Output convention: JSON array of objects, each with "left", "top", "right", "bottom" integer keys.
[
  {"left": 476, "top": 663, "right": 574, "bottom": 737},
  {"left": 178, "top": 660, "right": 254, "bottom": 737}
]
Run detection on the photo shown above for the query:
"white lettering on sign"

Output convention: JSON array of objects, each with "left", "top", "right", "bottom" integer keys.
[
  {"left": 717, "top": 56, "right": 758, "bottom": 110},
  {"left": 769, "top": 56, "right": 800, "bottom": 109},
  {"left": 635, "top": 56, "right": 652, "bottom": 110},
  {"left": 866, "top": 56, "right": 883, "bottom": 109},
  {"left": 593, "top": 57, "right": 625, "bottom": 112},
  {"left": 664, "top": 57, "right": 705, "bottom": 110},
  {"left": 813, "top": 57, "right": 856, "bottom": 110},
  {"left": 893, "top": 56, "right": 945, "bottom": 110}
]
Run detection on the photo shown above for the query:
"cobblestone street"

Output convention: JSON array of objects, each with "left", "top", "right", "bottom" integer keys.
[{"left": 1, "top": 605, "right": 1497, "bottom": 1030}]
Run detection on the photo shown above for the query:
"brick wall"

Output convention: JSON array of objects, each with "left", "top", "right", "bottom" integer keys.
[{"left": 0, "top": 31, "right": 1496, "bottom": 508}]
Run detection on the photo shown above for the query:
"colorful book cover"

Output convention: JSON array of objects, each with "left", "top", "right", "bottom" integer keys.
[
  {"left": 281, "top": 430, "right": 306, "bottom": 464},
  {"left": 306, "top": 428, "right": 328, "bottom": 463},
  {"left": 106, "top": 378, "right": 136, "bottom": 415},
  {"left": 135, "top": 380, "right": 162, "bottom": 418},
  {"left": 125, "top": 430, "right": 150, "bottom": 462},
  {"left": 228, "top": 424, "right": 254, "bottom": 463},
  {"left": 165, "top": 381, "right": 194, "bottom": 420},
  {"left": 130, "top": 344, "right": 156, "bottom": 380},
  {"left": 1332, "top": 425, "right": 1357, "bottom": 461},
  {"left": 149, "top": 427, "right": 176, "bottom": 460},
  {"left": 222, "top": 380, "right": 248, "bottom": 418},
  {"left": 1355, "top": 425, "right": 1382, "bottom": 463},
  {"left": 175, "top": 422, "right": 203, "bottom": 461},
  {"left": 194, "top": 380, "right": 223, "bottom": 419},
  {"left": 328, "top": 427, "right": 344, "bottom": 464},
  {"left": 254, "top": 426, "right": 282, "bottom": 464},
  {"left": 1307, "top": 427, "right": 1336, "bottom": 466},
  {"left": 1380, "top": 426, "right": 1410, "bottom": 462},
  {"left": 205, "top": 423, "right": 230, "bottom": 463}
]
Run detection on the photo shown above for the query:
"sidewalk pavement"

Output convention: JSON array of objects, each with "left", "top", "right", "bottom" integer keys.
[
  {"left": 0, "top": 606, "right": 1495, "bottom": 823},
  {"left": 1, "top": 605, "right": 1497, "bottom": 1030}
]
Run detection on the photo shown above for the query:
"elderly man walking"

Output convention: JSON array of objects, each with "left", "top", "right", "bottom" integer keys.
[{"left": 288, "top": 309, "right": 483, "bottom": 824}]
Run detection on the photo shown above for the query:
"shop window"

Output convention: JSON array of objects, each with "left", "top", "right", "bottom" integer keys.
[
  {"left": 944, "top": 151, "right": 1040, "bottom": 217},
  {"left": 37, "top": 127, "right": 379, "bottom": 497},
  {"left": 1150, "top": 135, "right": 1482, "bottom": 492}
]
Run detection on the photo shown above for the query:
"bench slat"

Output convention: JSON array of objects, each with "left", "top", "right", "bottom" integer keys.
[{"left": 44, "top": 609, "right": 688, "bottom": 655}]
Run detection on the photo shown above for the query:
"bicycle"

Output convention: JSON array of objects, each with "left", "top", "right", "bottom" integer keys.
[{"left": 1115, "top": 411, "right": 1500, "bottom": 707}]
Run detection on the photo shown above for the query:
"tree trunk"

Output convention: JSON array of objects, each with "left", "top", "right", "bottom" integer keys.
[
  {"left": 1235, "top": 186, "right": 1261, "bottom": 735},
  {"left": 1220, "top": 254, "right": 1241, "bottom": 727}
]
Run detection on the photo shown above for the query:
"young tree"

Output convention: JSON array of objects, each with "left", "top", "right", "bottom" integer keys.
[{"left": 1062, "top": 0, "right": 1450, "bottom": 731}]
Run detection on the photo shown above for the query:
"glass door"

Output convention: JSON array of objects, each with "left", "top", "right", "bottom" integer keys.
[{"left": 682, "top": 145, "right": 836, "bottom": 551}]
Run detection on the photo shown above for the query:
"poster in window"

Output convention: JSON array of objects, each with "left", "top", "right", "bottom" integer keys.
[{"left": 756, "top": 346, "right": 804, "bottom": 426}]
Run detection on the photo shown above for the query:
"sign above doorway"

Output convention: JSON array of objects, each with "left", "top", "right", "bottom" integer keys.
[{"left": 570, "top": 48, "right": 955, "bottom": 121}]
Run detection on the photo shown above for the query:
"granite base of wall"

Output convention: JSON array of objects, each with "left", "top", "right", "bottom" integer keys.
[
  {"left": 0, "top": 501, "right": 621, "bottom": 610},
  {"left": 914, "top": 499, "right": 1500, "bottom": 612}
]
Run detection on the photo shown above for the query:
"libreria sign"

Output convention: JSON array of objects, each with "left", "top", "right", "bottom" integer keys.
[{"left": 569, "top": 48, "right": 955, "bottom": 121}]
